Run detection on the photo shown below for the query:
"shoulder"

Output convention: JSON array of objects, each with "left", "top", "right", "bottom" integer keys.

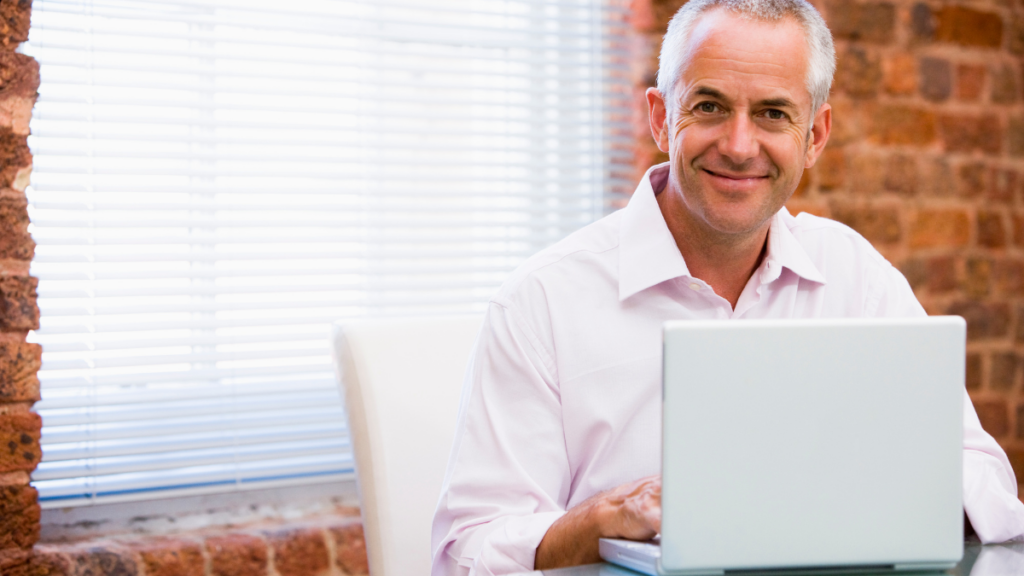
[
  {"left": 783, "top": 210, "right": 922, "bottom": 315},
  {"left": 784, "top": 210, "right": 893, "bottom": 272}
]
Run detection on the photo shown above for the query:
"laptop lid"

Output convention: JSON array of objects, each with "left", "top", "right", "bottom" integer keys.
[{"left": 660, "top": 317, "right": 965, "bottom": 575}]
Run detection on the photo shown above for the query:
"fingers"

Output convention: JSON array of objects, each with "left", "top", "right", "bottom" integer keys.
[{"left": 606, "top": 475, "right": 662, "bottom": 541}]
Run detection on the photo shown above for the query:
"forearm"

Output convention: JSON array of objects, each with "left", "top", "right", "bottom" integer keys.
[
  {"left": 535, "top": 475, "right": 661, "bottom": 569},
  {"left": 535, "top": 497, "right": 609, "bottom": 569}
]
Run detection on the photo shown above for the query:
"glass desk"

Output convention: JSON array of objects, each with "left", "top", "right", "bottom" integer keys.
[{"left": 512, "top": 542, "right": 1024, "bottom": 576}]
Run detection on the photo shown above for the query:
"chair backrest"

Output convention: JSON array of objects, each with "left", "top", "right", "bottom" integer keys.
[{"left": 332, "top": 315, "right": 483, "bottom": 576}]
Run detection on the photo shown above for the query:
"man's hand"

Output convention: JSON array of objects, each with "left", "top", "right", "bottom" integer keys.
[{"left": 534, "top": 475, "right": 661, "bottom": 569}]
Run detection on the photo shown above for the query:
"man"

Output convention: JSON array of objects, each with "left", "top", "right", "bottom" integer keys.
[{"left": 431, "top": 0, "right": 1024, "bottom": 574}]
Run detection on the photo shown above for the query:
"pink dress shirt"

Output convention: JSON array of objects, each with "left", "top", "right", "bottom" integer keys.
[{"left": 431, "top": 164, "right": 1024, "bottom": 576}]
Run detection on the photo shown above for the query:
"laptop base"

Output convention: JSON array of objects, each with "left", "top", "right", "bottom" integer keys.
[{"left": 599, "top": 538, "right": 957, "bottom": 576}]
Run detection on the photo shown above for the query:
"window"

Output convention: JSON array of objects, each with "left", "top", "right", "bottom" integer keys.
[{"left": 27, "top": 0, "right": 631, "bottom": 506}]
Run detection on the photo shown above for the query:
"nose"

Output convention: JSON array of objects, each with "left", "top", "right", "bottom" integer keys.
[{"left": 717, "top": 113, "right": 759, "bottom": 165}]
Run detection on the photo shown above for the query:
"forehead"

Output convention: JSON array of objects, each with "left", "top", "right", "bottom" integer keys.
[{"left": 678, "top": 9, "right": 810, "bottom": 104}]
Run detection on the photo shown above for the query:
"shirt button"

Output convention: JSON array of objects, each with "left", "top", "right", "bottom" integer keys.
[{"left": 689, "top": 283, "right": 701, "bottom": 291}]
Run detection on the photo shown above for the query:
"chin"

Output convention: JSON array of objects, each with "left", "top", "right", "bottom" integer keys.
[{"left": 700, "top": 205, "right": 777, "bottom": 236}]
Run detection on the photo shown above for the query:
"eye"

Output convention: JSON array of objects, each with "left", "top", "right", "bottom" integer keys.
[
  {"left": 697, "top": 102, "right": 718, "bottom": 114},
  {"left": 764, "top": 109, "right": 786, "bottom": 120}
]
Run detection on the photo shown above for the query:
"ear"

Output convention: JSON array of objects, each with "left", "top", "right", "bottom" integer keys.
[
  {"left": 803, "top": 103, "right": 832, "bottom": 169},
  {"left": 646, "top": 88, "right": 671, "bottom": 153}
]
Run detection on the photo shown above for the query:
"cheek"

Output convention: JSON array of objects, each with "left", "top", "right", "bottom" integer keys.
[
  {"left": 767, "top": 126, "right": 810, "bottom": 175},
  {"left": 670, "top": 114, "right": 701, "bottom": 141}
]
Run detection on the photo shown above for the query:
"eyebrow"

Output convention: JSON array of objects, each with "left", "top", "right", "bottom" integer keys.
[
  {"left": 692, "top": 86, "right": 727, "bottom": 100},
  {"left": 686, "top": 86, "right": 799, "bottom": 110},
  {"left": 759, "top": 97, "right": 798, "bottom": 109}
]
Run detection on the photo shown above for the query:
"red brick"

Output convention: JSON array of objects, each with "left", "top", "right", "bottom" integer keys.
[
  {"left": 0, "top": 550, "right": 66, "bottom": 576},
  {"left": 814, "top": 147, "right": 845, "bottom": 191},
  {"left": 927, "top": 256, "right": 957, "bottom": 293},
  {"left": 956, "top": 64, "right": 985, "bottom": 102},
  {"left": 975, "top": 399, "right": 1010, "bottom": 437},
  {"left": 329, "top": 522, "right": 369, "bottom": 576},
  {"left": 967, "top": 353, "right": 982, "bottom": 391},
  {"left": 883, "top": 155, "right": 916, "bottom": 196},
  {"left": 0, "top": 484, "right": 38, "bottom": 550},
  {"left": 958, "top": 163, "right": 988, "bottom": 198},
  {"left": 830, "top": 205, "right": 901, "bottom": 244},
  {"left": 267, "top": 527, "right": 329, "bottom": 576},
  {"left": 911, "top": 3, "right": 935, "bottom": 40},
  {"left": 901, "top": 256, "right": 957, "bottom": 293},
  {"left": 826, "top": 98, "right": 860, "bottom": 146},
  {"left": 978, "top": 211, "right": 1007, "bottom": 248},
  {"left": 992, "top": 64, "right": 1020, "bottom": 104},
  {"left": 0, "top": 411, "right": 40, "bottom": 473},
  {"left": 836, "top": 47, "right": 881, "bottom": 98},
  {"left": 922, "top": 158, "right": 957, "bottom": 197},
  {"left": 899, "top": 258, "right": 927, "bottom": 291},
  {"left": 0, "top": 550, "right": 32, "bottom": 576},
  {"left": 65, "top": 546, "right": 139, "bottom": 576},
  {"left": 0, "top": 53, "right": 38, "bottom": 101},
  {"left": 965, "top": 258, "right": 992, "bottom": 299},
  {"left": 910, "top": 209, "right": 969, "bottom": 248},
  {"left": 136, "top": 540, "right": 203, "bottom": 576},
  {"left": 826, "top": 1, "right": 895, "bottom": 44},
  {"left": 934, "top": 7, "right": 1003, "bottom": 48},
  {"left": 991, "top": 352, "right": 1020, "bottom": 391},
  {"left": 0, "top": 195, "right": 32, "bottom": 261},
  {"left": 0, "top": 275, "right": 37, "bottom": 332},
  {"left": 0, "top": 128, "right": 29, "bottom": 189},
  {"left": 939, "top": 114, "right": 1002, "bottom": 155},
  {"left": 0, "top": 340, "right": 40, "bottom": 403},
  {"left": 882, "top": 54, "right": 916, "bottom": 96},
  {"left": 1014, "top": 214, "right": 1024, "bottom": 247},
  {"left": 207, "top": 534, "right": 267, "bottom": 576},
  {"left": 629, "top": 0, "right": 656, "bottom": 32},
  {"left": 867, "top": 105, "right": 936, "bottom": 146},
  {"left": 1011, "top": 15, "right": 1024, "bottom": 56},
  {"left": 919, "top": 57, "right": 951, "bottom": 102},
  {"left": 1007, "top": 450, "right": 1024, "bottom": 481},
  {"left": 0, "top": 0, "right": 29, "bottom": 48},
  {"left": 1011, "top": 115, "right": 1024, "bottom": 157},
  {"left": 996, "top": 259, "right": 1024, "bottom": 296},
  {"left": 848, "top": 152, "right": 885, "bottom": 195},
  {"left": 948, "top": 301, "right": 1011, "bottom": 340},
  {"left": 990, "top": 168, "right": 1018, "bottom": 204},
  {"left": 651, "top": 0, "right": 687, "bottom": 33}
]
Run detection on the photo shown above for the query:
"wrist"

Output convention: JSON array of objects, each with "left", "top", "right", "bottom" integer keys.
[{"left": 588, "top": 493, "right": 621, "bottom": 539}]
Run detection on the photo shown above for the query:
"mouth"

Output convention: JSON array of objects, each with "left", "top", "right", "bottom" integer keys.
[{"left": 702, "top": 168, "right": 768, "bottom": 181}]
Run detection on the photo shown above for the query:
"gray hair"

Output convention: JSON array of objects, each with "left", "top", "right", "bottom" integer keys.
[{"left": 656, "top": 0, "right": 836, "bottom": 119}]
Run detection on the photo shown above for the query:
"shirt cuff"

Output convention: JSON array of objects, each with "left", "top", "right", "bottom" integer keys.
[
  {"left": 964, "top": 450, "right": 1024, "bottom": 543},
  {"left": 467, "top": 511, "right": 567, "bottom": 576}
]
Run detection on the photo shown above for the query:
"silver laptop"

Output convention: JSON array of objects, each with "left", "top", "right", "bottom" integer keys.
[{"left": 600, "top": 317, "right": 965, "bottom": 575}]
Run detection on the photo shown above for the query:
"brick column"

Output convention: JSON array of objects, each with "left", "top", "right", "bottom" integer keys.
[
  {"left": 0, "top": 0, "right": 42, "bottom": 573},
  {"left": 629, "top": 0, "right": 1024, "bottom": 484}
]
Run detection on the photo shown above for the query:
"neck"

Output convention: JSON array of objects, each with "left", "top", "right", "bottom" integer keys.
[{"left": 657, "top": 183, "right": 770, "bottom": 309}]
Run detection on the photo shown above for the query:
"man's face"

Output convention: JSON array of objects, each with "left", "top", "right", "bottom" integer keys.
[{"left": 649, "top": 9, "right": 830, "bottom": 238}]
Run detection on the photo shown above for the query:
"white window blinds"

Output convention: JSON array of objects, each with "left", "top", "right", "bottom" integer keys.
[{"left": 27, "top": 0, "right": 632, "bottom": 507}]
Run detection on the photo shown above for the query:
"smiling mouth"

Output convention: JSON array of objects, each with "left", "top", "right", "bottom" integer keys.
[{"left": 703, "top": 169, "right": 768, "bottom": 180}]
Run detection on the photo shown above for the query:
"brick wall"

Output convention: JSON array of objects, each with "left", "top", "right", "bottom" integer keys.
[
  {"left": 6, "top": 1, "right": 1019, "bottom": 574},
  {"left": 0, "top": 0, "right": 43, "bottom": 573},
  {"left": 28, "top": 513, "right": 369, "bottom": 576},
  {"left": 629, "top": 0, "right": 1024, "bottom": 483}
]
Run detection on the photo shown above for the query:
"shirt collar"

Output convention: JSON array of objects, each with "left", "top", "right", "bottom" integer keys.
[
  {"left": 618, "top": 163, "right": 826, "bottom": 301},
  {"left": 760, "top": 208, "right": 827, "bottom": 286}
]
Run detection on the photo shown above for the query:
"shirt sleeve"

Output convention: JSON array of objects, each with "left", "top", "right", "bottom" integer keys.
[
  {"left": 431, "top": 300, "right": 569, "bottom": 576},
  {"left": 870, "top": 262, "right": 1024, "bottom": 543}
]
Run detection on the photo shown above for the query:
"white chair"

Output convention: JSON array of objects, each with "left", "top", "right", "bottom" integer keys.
[{"left": 332, "top": 315, "right": 483, "bottom": 576}]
